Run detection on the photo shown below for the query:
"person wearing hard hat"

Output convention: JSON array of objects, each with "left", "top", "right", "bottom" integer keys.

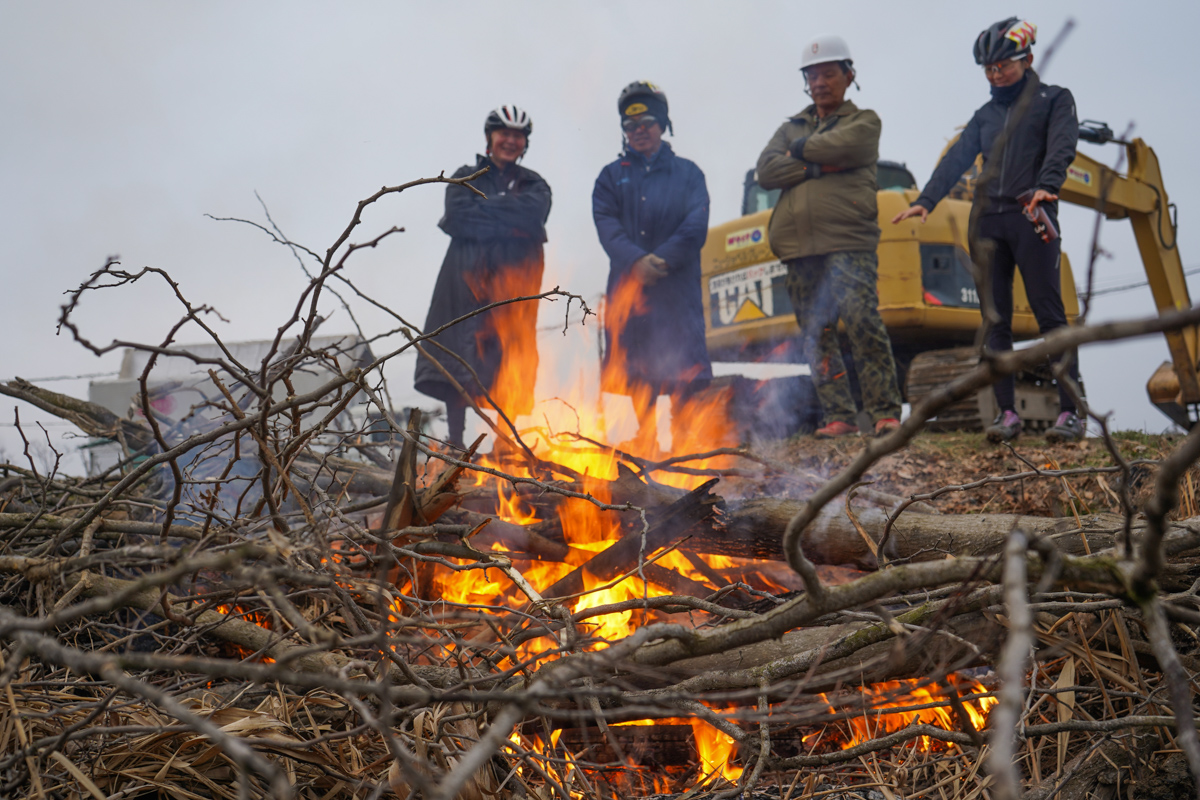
[
  {"left": 756, "top": 35, "right": 902, "bottom": 439},
  {"left": 892, "top": 18, "right": 1083, "bottom": 444},
  {"left": 592, "top": 81, "right": 712, "bottom": 455},
  {"left": 414, "top": 105, "right": 552, "bottom": 449}
]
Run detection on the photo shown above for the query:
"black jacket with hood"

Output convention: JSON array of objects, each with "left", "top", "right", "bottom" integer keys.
[{"left": 915, "top": 71, "right": 1078, "bottom": 215}]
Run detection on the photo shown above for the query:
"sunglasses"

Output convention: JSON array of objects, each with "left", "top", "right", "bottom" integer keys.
[
  {"left": 622, "top": 115, "right": 659, "bottom": 133},
  {"left": 982, "top": 57, "right": 1026, "bottom": 75}
]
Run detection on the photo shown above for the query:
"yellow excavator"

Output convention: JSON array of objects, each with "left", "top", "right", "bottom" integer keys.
[{"left": 700, "top": 121, "right": 1194, "bottom": 434}]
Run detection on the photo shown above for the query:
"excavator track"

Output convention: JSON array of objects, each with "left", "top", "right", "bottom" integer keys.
[{"left": 904, "top": 346, "right": 1063, "bottom": 433}]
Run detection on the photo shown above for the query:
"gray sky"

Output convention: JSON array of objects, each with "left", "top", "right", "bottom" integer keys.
[{"left": 3, "top": 1, "right": 1198, "bottom": 467}]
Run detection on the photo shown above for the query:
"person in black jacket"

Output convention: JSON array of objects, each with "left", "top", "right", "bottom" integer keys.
[
  {"left": 592, "top": 81, "right": 711, "bottom": 455},
  {"left": 414, "top": 106, "right": 552, "bottom": 448},
  {"left": 893, "top": 18, "right": 1084, "bottom": 443}
]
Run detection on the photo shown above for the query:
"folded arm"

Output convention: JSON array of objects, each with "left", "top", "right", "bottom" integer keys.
[
  {"left": 756, "top": 123, "right": 817, "bottom": 191},
  {"left": 796, "top": 110, "right": 881, "bottom": 170},
  {"left": 439, "top": 168, "right": 553, "bottom": 241}
]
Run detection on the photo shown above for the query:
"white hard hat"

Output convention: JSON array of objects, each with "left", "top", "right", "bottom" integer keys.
[{"left": 800, "top": 34, "right": 853, "bottom": 70}]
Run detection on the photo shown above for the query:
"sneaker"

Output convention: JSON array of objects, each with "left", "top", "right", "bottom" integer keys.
[
  {"left": 985, "top": 410, "right": 1022, "bottom": 443},
  {"left": 1045, "top": 411, "right": 1084, "bottom": 443},
  {"left": 874, "top": 418, "right": 901, "bottom": 437},
  {"left": 814, "top": 420, "right": 859, "bottom": 439}
]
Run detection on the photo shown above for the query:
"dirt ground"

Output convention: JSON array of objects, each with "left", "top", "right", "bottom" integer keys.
[{"left": 743, "top": 429, "right": 1194, "bottom": 519}]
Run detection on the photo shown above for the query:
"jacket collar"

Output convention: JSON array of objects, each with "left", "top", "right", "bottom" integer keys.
[
  {"left": 790, "top": 99, "right": 859, "bottom": 124},
  {"left": 476, "top": 153, "right": 521, "bottom": 177},
  {"left": 984, "top": 70, "right": 1041, "bottom": 108},
  {"left": 623, "top": 139, "right": 676, "bottom": 166}
]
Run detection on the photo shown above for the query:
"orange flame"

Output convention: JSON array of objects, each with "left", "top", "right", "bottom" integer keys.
[
  {"left": 690, "top": 718, "right": 744, "bottom": 783},
  {"left": 211, "top": 603, "right": 276, "bottom": 662},
  {"left": 824, "top": 677, "right": 998, "bottom": 751},
  {"left": 464, "top": 256, "right": 544, "bottom": 419}
]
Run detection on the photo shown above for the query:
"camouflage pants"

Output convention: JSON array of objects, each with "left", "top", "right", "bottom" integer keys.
[{"left": 785, "top": 251, "right": 902, "bottom": 425}]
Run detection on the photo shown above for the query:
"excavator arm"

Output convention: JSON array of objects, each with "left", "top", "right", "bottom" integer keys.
[{"left": 1058, "top": 123, "right": 1198, "bottom": 428}]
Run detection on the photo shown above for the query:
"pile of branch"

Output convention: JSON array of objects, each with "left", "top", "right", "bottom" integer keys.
[{"left": 1, "top": 172, "right": 1199, "bottom": 800}]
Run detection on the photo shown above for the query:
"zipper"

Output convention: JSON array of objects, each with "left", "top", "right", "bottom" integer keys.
[
  {"left": 807, "top": 118, "right": 815, "bottom": 252},
  {"left": 998, "top": 104, "right": 1011, "bottom": 199}
]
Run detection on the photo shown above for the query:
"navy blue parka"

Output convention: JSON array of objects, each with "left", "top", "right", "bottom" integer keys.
[
  {"left": 592, "top": 142, "right": 712, "bottom": 392},
  {"left": 414, "top": 155, "right": 552, "bottom": 416}
]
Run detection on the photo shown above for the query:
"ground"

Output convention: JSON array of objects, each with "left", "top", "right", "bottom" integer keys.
[{"left": 746, "top": 430, "right": 1192, "bottom": 518}]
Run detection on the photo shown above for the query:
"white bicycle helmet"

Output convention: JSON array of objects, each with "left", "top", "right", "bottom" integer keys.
[{"left": 484, "top": 105, "right": 533, "bottom": 136}]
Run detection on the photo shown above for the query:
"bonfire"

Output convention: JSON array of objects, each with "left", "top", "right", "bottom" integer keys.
[{"left": 1, "top": 172, "right": 1198, "bottom": 800}]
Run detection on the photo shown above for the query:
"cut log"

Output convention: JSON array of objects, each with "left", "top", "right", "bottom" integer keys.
[
  {"left": 707, "top": 498, "right": 1200, "bottom": 571},
  {"left": 657, "top": 599, "right": 1004, "bottom": 696}
]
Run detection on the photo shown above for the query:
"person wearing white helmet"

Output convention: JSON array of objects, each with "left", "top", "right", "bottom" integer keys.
[
  {"left": 892, "top": 18, "right": 1083, "bottom": 444},
  {"left": 414, "top": 105, "right": 553, "bottom": 448},
  {"left": 756, "top": 35, "right": 903, "bottom": 439}
]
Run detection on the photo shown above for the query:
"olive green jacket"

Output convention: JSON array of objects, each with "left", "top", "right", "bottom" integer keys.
[{"left": 755, "top": 100, "right": 881, "bottom": 260}]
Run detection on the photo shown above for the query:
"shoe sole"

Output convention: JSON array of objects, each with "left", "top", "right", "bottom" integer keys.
[{"left": 986, "top": 430, "right": 1019, "bottom": 444}]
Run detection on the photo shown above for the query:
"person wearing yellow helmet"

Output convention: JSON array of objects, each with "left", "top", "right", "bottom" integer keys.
[
  {"left": 892, "top": 18, "right": 1083, "bottom": 444},
  {"left": 592, "top": 81, "right": 712, "bottom": 455}
]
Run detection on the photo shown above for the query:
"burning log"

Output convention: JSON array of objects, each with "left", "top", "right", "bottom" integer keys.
[
  {"left": 437, "top": 507, "right": 575, "bottom": 562},
  {"left": 537, "top": 478, "right": 720, "bottom": 601}
]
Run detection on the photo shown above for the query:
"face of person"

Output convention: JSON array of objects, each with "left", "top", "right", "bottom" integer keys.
[
  {"left": 983, "top": 55, "right": 1031, "bottom": 88},
  {"left": 488, "top": 128, "right": 527, "bottom": 168},
  {"left": 623, "top": 114, "right": 664, "bottom": 156},
  {"left": 803, "top": 62, "right": 852, "bottom": 111}
]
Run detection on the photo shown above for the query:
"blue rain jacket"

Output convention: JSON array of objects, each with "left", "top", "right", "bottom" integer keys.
[{"left": 592, "top": 142, "right": 712, "bottom": 391}]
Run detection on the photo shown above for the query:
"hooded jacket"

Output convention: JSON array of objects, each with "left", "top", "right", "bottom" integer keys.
[
  {"left": 413, "top": 155, "right": 552, "bottom": 415},
  {"left": 756, "top": 99, "right": 881, "bottom": 260},
  {"left": 592, "top": 141, "right": 712, "bottom": 390},
  {"left": 914, "top": 71, "right": 1078, "bottom": 215}
]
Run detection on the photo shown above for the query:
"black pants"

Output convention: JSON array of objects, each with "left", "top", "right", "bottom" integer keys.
[
  {"left": 974, "top": 210, "right": 1078, "bottom": 413},
  {"left": 445, "top": 395, "right": 467, "bottom": 449}
]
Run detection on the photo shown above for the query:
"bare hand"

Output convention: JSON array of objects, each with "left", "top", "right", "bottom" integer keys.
[
  {"left": 632, "top": 254, "right": 668, "bottom": 285},
  {"left": 1024, "top": 189, "right": 1058, "bottom": 212},
  {"left": 891, "top": 204, "right": 929, "bottom": 225}
]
